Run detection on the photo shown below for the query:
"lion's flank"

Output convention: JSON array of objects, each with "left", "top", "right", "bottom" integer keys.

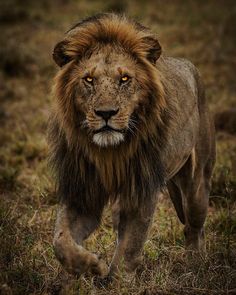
[{"left": 49, "top": 13, "right": 174, "bottom": 214}]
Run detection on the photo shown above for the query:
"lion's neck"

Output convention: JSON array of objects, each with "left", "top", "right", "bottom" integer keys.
[{"left": 76, "top": 135, "right": 166, "bottom": 210}]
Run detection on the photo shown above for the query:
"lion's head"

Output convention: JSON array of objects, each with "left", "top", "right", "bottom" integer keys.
[{"left": 52, "top": 14, "right": 165, "bottom": 148}]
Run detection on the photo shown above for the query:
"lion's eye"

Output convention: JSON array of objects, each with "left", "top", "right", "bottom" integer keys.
[
  {"left": 120, "top": 75, "right": 130, "bottom": 83},
  {"left": 84, "top": 76, "right": 93, "bottom": 83}
]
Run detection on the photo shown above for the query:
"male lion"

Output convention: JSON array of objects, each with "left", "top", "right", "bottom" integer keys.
[{"left": 49, "top": 13, "right": 215, "bottom": 279}]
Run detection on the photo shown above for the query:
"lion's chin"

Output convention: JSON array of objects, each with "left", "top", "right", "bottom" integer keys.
[{"left": 92, "top": 131, "right": 124, "bottom": 147}]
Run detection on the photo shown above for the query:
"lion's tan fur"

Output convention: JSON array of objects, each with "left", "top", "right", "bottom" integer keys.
[{"left": 49, "top": 13, "right": 215, "bottom": 278}]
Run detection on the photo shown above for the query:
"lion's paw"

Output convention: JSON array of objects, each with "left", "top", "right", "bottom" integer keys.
[{"left": 54, "top": 235, "right": 108, "bottom": 277}]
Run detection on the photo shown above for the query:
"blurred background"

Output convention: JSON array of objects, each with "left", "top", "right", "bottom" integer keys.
[{"left": 0, "top": 1, "right": 235, "bottom": 294}]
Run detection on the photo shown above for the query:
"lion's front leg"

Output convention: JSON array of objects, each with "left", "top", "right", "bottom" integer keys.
[
  {"left": 109, "top": 200, "right": 156, "bottom": 276},
  {"left": 53, "top": 204, "right": 108, "bottom": 277}
]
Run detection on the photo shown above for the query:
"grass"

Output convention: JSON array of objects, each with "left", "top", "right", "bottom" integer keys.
[{"left": 0, "top": 0, "right": 236, "bottom": 294}]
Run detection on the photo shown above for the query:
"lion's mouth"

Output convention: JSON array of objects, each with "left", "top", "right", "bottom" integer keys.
[
  {"left": 92, "top": 126, "right": 125, "bottom": 147},
  {"left": 94, "top": 125, "right": 125, "bottom": 134}
]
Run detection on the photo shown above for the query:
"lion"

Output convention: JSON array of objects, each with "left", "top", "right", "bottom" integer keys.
[{"left": 49, "top": 13, "right": 216, "bottom": 279}]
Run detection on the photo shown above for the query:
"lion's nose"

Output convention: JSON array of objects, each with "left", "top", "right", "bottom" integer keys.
[{"left": 94, "top": 108, "right": 119, "bottom": 121}]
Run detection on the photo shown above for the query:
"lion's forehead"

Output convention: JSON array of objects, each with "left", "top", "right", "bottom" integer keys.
[{"left": 81, "top": 49, "right": 136, "bottom": 77}]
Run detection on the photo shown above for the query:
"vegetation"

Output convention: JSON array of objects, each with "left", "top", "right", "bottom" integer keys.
[{"left": 0, "top": 0, "right": 235, "bottom": 294}]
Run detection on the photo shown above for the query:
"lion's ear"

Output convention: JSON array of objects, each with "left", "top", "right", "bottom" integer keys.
[
  {"left": 142, "top": 36, "right": 162, "bottom": 64},
  {"left": 53, "top": 40, "right": 72, "bottom": 67}
]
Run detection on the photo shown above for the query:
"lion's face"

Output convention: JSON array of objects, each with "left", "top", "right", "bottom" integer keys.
[
  {"left": 53, "top": 14, "right": 163, "bottom": 148},
  {"left": 74, "top": 47, "right": 140, "bottom": 147}
]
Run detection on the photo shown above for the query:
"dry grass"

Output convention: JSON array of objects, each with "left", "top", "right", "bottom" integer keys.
[{"left": 0, "top": 1, "right": 236, "bottom": 294}]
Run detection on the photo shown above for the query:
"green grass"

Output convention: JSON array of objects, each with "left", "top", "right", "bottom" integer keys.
[{"left": 0, "top": 0, "right": 236, "bottom": 294}]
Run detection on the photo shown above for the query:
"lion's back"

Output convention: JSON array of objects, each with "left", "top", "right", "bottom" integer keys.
[{"left": 159, "top": 56, "right": 200, "bottom": 100}]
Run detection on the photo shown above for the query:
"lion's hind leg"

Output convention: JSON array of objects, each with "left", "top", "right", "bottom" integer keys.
[
  {"left": 183, "top": 177, "right": 209, "bottom": 251},
  {"left": 53, "top": 204, "right": 108, "bottom": 277},
  {"left": 173, "top": 154, "right": 213, "bottom": 251}
]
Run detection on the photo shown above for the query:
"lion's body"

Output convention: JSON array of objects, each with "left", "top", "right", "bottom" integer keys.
[{"left": 49, "top": 14, "right": 215, "bottom": 279}]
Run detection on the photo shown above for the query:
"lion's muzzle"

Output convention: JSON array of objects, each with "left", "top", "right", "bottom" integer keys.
[{"left": 92, "top": 107, "right": 126, "bottom": 147}]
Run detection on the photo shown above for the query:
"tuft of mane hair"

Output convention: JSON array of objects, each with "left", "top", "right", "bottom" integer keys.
[
  {"left": 49, "top": 13, "right": 174, "bottom": 215},
  {"left": 53, "top": 13, "right": 162, "bottom": 67}
]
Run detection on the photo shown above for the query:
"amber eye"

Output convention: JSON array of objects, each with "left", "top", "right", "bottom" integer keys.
[
  {"left": 84, "top": 76, "right": 93, "bottom": 83},
  {"left": 120, "top": 75, "right": 130, "bottom": 83}
]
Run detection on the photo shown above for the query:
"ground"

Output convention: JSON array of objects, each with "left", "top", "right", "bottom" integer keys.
[{"left": 0, "top": 1, "right": 236, "bottom": 294}]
